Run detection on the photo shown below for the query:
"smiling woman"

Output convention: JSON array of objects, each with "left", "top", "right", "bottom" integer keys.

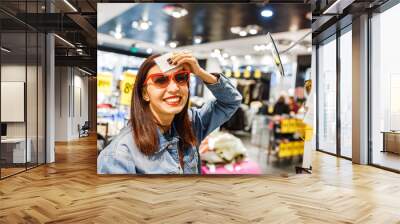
[{"left": 97, "top": 52, "right": 242, "bottom": 174}]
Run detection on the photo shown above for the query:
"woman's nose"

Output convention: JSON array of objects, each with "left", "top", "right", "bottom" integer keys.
[{"left": 166, "top": 79, "right": 180, "bottom": 92}]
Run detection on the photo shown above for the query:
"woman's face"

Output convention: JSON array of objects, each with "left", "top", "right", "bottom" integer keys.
[{"left": 143, "top": 65, "right": 189, "bottom": 118}]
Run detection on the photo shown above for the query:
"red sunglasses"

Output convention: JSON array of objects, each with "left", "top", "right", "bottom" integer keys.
[{"left": 144, "top": 70, "right": 190, "bottom": 88}]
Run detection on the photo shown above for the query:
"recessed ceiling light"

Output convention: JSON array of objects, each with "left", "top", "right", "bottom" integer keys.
[
  {"left": 245, "top": 55, "right": 252, "bottom": 60},
  {"left": 230, "top": 26, "right": 241, "bottom": 34},
  {"left": 110, "top": 25, "right": 124, "bottom": 40},
  {"left": 213, "top": 49, "right": 221, "bottom": 54},
  {"left": 249, "top": 29, "right": 258, "bottom": 35},
  {"left": 146, "top": 48, "right": 153, "bottom": 54},
  {"left": 239, "top": 31, "right": 247, "bottom": 37},
  {"left": 110, "top": 31, "right": 123, "bottom": 39},
  {"left": 168, "top": 41, "right": 178, "bottom": 48},
  {"left": 247, "top": 25, "right": 260, "bottom": 35},
  {"left": 222, "top": 53, "right": 229, "bottom": 58},
  {"left": 132, "top": 19, "right": 152, "bottom": 31},
  {"left": 232, "top": 25, "right": 260, "bottom": 37},
  {"left": 261, "top": 9, "right": 273, "bottom": 18},
  {"left": 230, "top": 56, "right": 237, "bottom": 60},
  {"left": 163, "top": 4, "right": 188, "bottom": 18},
  {"left": 193, "top": 36, "right": 202, "bottom": 44}
]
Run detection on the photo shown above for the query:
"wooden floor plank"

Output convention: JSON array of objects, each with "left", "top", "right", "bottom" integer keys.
[{"left": 0, "top": 135, "right": 400, "bottom": 223}]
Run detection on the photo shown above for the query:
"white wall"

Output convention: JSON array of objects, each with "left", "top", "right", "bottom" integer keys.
[
  {"left": 1, "top": 65, "right": 33, "bottom": 138},
  {"left": 1, "top": 63, "right": 46, "bottom": 164},
  {"left": 54, "top": 67, "right": 89, "bottom": 141}
]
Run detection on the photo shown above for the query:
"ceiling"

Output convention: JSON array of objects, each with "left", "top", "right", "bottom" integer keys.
[
  {"left": 0, "top": 0, "right": 99, "bottom": 73},
  {"left": 98, "top": 3, "right": 311, "bottom": 47},
  {"left": 0, "top": 0, "right": 311, "bottom": 73},
  {"left": 311, "top": 0, "right": 390, "bottom": 43}
]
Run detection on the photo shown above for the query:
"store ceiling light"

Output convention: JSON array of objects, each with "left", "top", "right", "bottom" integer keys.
[
  {"left": 110, "top": 31, "right": 123, "bottom": 39},
  {"left": 245, "top": 55, "right": 252, "bottom": 60},
  {"left": 146, "top": 48, "right": 153, "bottom": 54},
  {"left": 230, "top": 26, "right": 241, "bottom": 34},
  {"left": 254, "top": 44, "right": 272, "bottom": 52},
  {"left": 193, "top": 36, "right": 202, "bottom": 44},
  {"left": 213, "top": 49, "right": 221, "bottom": 55},
  {"left": 239, "top": 30, "right": 247, "bottom": 37},
  {"left": 231, "top": 25, "right": 261, "bottom": 37},
  {"left": 261, "top": 9, "right": 273, "bottom": 18},
  {"left": 249, "top": 28, "right": 258, "bottom": 35},
  {"left": 230, "top": 55, "right": 237, "bottom": 60},
  {"left": 247, "top": 25, "right": 260, "bottom": 35},
  {"left": 1, "top": 47, "right": 11, "bottom": 53},
  {"left": 132, "top": 19, "right": 152, "bottom": 31},
  {"left": 63, "top": 0, "right": 78, "bottom": 12},
  {"left": 168, "top": 41, "right": 178, "bottom": 48},
  {"left": 54, "top": 34, "right": 75, "bottom": 48},
  {"left": 163, "top": 4, "right": 188, "bottom": 18},
  {"left": 110, "top": 25, "right": 124, "bottom": 40},
  {"left": 222, "top": 53, "right": 229, "bottom": 58}
]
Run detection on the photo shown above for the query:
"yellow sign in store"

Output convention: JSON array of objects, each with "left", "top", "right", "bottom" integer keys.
[
  {"left": 254, "top": 69, "right": 261, "bottom": 79},
  {"left": 97, "top": 72, "right": 113, "bottom": 95},
  {"left": 243, "top": 69, "right": 251, "bottom": 78},
  {"left": 120, "top": 71, "right": 136, "bottom": 106}
]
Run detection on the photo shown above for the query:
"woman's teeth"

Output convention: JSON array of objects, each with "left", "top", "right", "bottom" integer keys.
[{"left": 164, "top": 97, "right": 181, "bottom": 103}]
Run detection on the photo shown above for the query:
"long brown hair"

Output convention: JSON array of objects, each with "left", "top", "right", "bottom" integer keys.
[{"left": 130, "top": 54, "right": 197, "bottom": 156}]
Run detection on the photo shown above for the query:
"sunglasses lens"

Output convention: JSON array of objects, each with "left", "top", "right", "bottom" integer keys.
[
  {"left": 174, "top": 72, "right": 189, "bottom": 84},
  {"left": 153, "top": 76, "right": 169, "bottom": 87}
]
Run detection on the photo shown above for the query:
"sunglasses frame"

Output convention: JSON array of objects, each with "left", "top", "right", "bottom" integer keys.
[{"left": 144, "top": 70, "right": 191, "bottom": 88}]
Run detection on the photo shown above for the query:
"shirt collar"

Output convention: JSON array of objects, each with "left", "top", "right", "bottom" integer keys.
[{"left": 156, "top": 122, "right": 181, "bottom": 153}]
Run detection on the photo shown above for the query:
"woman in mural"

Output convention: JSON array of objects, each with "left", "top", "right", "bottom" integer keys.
[{"left": 97, "top": 51, "right": 242, "bottom": 174}]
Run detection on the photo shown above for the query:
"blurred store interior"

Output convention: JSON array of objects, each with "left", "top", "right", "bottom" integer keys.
[{"left": 97, "top": 3, "right": 312, "bottom": 174}]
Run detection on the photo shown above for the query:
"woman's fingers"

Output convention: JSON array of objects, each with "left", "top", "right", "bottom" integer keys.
[
  {"left": 170, "top": 53, "right": 192, "bottom": 65},
  {"left": 176, "top": 57, "right": 195, "bottom": 72},
  {"left": 182, "top": 64, "right": 192, "bottom": 72},
  {"left": 168, "top": 51, "right": 201, "bottom": 74}
]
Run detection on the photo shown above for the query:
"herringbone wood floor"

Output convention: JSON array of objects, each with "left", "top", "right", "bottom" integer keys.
[{"left": 1, "top": 135, "right": 400, "bottom": 223}]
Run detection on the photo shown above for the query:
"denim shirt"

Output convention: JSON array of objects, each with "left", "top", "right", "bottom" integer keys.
[{"left": 97, "top": 73, "right": 242, "bottom": 174}]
